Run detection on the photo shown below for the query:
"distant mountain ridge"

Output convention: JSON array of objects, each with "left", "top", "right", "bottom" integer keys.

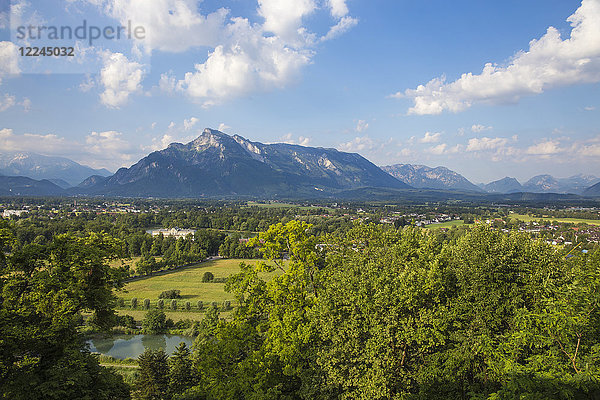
[
  {"left": 381, "top": 164, "right": 482, "bottom": 192},
  {"left": 483, "top": 177, "right": 523, "bottom": 193},
  {"left": 78, "top": 128, "right": 409, "bottom": 197},
  {"left": 0, "top": 175, "right": 65, "bottom": 196},
  {"left": 481, "top": 174, "right": 600, "bottom": 194},
  {"left": 0, "top": 152, "right": 112, "bottom": 186}
]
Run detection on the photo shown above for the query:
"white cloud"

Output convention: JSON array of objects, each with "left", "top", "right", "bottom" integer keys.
[
  {"left": 258, "top": 0, "right": 316, "bottom": 45},
  {"left": 0, "top": 41, "right": 20, "bottom": 82},
  {"left": 428, "top": 143, "right": 447, "bottom": 155},
  {"left": 0, "top": 93, "right": 15, "bottom": 112},
  {"left": 339, "top": 136, "right": 376, "bottom": 152},
  {"left": 356, "top": 120, "right": 369, "bottom": 132},
  {"left": 99, "top": 51, "right": 145, "bottom": 108},
  {"left": 94, "top": 0, "right": 228, "bottom": 53},
  {"left": 328, "top": 0, "right": 349, "bottom": 18},
  {"left": 20, "top": 98, "right": 31, "bottom": 112},
  {"left": 183, "top": 117, "right": 199, "bottom": 131},
  {"left": 471, "top": 124, "right": 492, "bottom": 133},
  {"left": 420, "top": 131, "right": 441, "bottom": 143},
  {"left": 0, "top": 128, "right": 76, "bottom": 154},
  {"left": 584, "top": 106, "right": 596, "bottom": 111},
  {"left": 176, "top": 17, "right": 313, "bottom": 107},
  {"left": 322, "top": 16, "right": 358, "bottom": 42},
  {"left": 396, "top": 0, "right": 600, "bottom": 115},
  {"left": 280, "top": 132, "right": 311, "bottom": 146},
  {"left": 217, "top": 123, "right": 231, "bottom": 132},
  {"left": 526, "top": 140, "right": 562, "bottom": 155},
  {"left": 149, "top": 134, "right": 176, "bottom": 151},
  {"left": 466, "top": 137, "right": 509, "bottom": 152}
]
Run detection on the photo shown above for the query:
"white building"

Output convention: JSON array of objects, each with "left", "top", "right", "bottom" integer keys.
[
  {"left": 2, "top": 210, "right": 29, "bottom": 218},
  {"left": 147, "top": 227, "right": 196, "bottom": 239}
]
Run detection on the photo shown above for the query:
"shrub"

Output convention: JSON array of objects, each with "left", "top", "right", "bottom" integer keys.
[
  {"left": 185, "top": 301, "right": 191, "bottom": 311},
  {"left": 197, "top": 300, "right": 203, "bottom": 310},
  {"left": 223, "top": 300, "right": 231, "bottom": 310},
  {"left": 201, "top": 271, "right": 214, "bottom": 282},
  {"left": 131, "top": 297, "right": 138, "bottom": 309},
  {"left": 142, "top": 309, "right": 167, "bottom": 333},
  {"left": 117, "top": 298, "right": 125, "bottom": 307},
  {"left": 143, "top": 298, "right": 151, "bottom": 309},
  {"left": 117, "top": 314, "right": 136, "bottom": 329},
  {"left": 211, "top": 301, "right": 218, "bottom": 309},
  {"left": 171, "top": 299, "right": 178, "bottom": 310},
  {"left": 158, "top": 289, "right": 181, "bottom": 299},
  {"left": 157, "top": 299, "right": 164, "bottom": 309}
]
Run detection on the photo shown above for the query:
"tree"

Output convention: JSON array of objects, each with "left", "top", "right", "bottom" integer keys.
[
  {"left": 136, "top": 348, "right": 170, "bottom": 400},
  {"left": 169, "top": 343, "right": 195, "bottom": 396},
  {"left": 201, "top": 271, "right": 214, "bottom": 282},
  {"left": 0, "top": 228, "right": 130, "bottom": 399},
  {"left": 143, "top": 309, "right": 168, "bottom": 334}
]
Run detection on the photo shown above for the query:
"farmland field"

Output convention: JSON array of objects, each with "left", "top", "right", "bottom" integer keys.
[
  {"left": 116, "top": 258, "right": 272, "bottom": 304},
  {"left": 509, "top": 213, "right": 600, "bottom": 225},
  {"left": 424, "top": 220, "right": 466, "bottom": 229}
]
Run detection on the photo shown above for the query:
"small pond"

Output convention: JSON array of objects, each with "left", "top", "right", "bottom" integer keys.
[{"left": 86, "top": 334, "right": 194, "bottom": 360}]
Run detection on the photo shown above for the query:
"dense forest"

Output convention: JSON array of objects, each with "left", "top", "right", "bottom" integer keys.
[{"left": 1, "top": 208, "right": 600, "bottom": 399}]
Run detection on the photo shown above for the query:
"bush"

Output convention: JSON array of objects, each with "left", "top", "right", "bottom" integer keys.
[
  {"left": 157, "top": 299, "right": 164, "bottom": 309},
  {"left": 185, "top": 301, "right": 191, "bottom": 311},
  {"left": 116, "top": 314, "right": 136, "bottom": 329},
  {"left": 142, "top": 309, "right": 167, "bottom": 333},
  {"left": 211, "top": 301, "right": 218, "bottom": 309},
  {"left": 131, "top": 297, "right": 138, "bottom": 309},
  {"left": 117, "top": 298, "right": 125, "bottom": 307},
  {"left": 223, "top": 300, "right": 231, "bottom": 310},
  {"left": 171, "top": 299, "right": 178, "bottom": 310},
  {"left": 197, "top": 300, "right": 203, "bottom": 310},
  {"left": 158, "top": 289, "right": 181, "bottom": 299},
  {"left": 201, "top": 271, "right": 214, "bottom": 283},
  {"left": 143, "top": 298, "right": 151, "bottom": 309}
]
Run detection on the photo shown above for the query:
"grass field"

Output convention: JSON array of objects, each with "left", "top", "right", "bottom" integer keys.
[
  {"left": 117, "top": 259, "right": 271, "bottom": 304},
  {"left": 115, "top": 309, "right": 232, "bottom": 322},
  {"left": 509, "top": 213, "right": 600, "bottom": 225},
  {"left": 424, "top": 220, "right": 466, "bottom": 229}
]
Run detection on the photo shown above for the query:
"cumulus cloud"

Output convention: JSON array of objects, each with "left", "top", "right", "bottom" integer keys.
[
  {"left": 395, "top": 0, "right": 600, "bottom": 115},
  {"left": 471, "top": 124, "right": 492, "bottom": 133},
  {"left": 526, "top": 140, "right": 562, "bottom": 155},
  {"left": 99, "top": 51, "right": 145, "bottom": 108},
  {"left": 420, "top": 131, "right": 441, "bottom": 143},
  {"left": 183, "top": 117, "right": 199, "bottom": 131},
  {"left": 280, "top": 132, "right": 311, "bottom": 146},
  {"left": 0, "top": 128, "right": 76, "bottom": 154},
  {"left": 0, "top": 41, "right": 20, "bottom": 82},
  {"left": 428, "top": 143, "right": 447, "bottom": 155},
  {"left": 322, "top": 16, "right": 358, "bottom": 41},
  {"left": 0, "top": 93, "right": 15, "bottom": 112},
  {"left": 86, "top": 0, "right": 357, "bottom": 107},
  {"left": 148, "top": 134, "right": 176, "bottom": 151},
  {"left": 95, "top": 0, "right": 228, "bottom": 53},
  {"left": 339, "top": 136, "right": 376, "bottom": 152},
  {"left": 217, "top": 123, "right": 231, "bottom": 132},
  {"left": 176, "top": 18, "right": 313, "bottom": 107},
  {"left": 258, "top": 0, "right": 316, "bottom": 44},
  {"left": 356, "top": 120, "right": 369, "bottom": 132},
  {"left": 466, "top": 137, "right": 509, "bottom": 152}
]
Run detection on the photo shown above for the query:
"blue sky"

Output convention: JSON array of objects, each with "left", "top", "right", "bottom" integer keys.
[{"left": 0, "top": 0, "right": 599, "bottom": 183}]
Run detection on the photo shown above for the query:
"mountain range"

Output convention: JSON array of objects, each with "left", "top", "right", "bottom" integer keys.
[
  {"left": 482, "top": 174, "right": 599, "bottom": 194},
  {"left": 77, "top": 128, "right": 408, "bottom": 197},
  {"left": 0, "top": 152, "right": 111, "bottom": 187},
  {"left": 381, "top": 164, "right": 482, "bottom": 192},
  {"left": 0, "top": 128, "right": 597, "bottom": 198}
]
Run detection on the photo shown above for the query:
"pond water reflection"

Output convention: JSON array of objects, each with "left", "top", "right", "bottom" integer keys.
[{"left": 86, "top": 334, "right": 194, "bottom": 359}]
